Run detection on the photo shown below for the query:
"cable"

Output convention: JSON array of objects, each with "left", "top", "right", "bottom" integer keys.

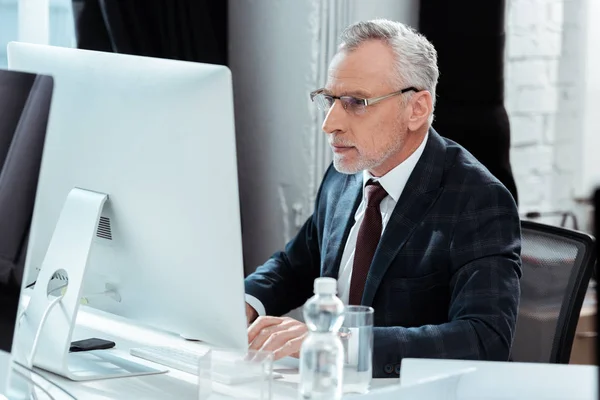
[
  {"left": 46, "top": 284, "right": 69, "bottom": 298},
  {"left": 13, "top": 361, "right": 77, "bottom": 400},
  {"left": 27, "top": 294, "right": 65, "bottom": 369},
  {"left": 9, "top": 368, "right": 55, "bottom": 400},
  {"left": 12, "top": 294, "right": 65, "bottom": 399},
  {"left": 12, "top": 360, "right": 77, "bottom": 400},
  {"left": 18, "top": 281, "right": 69, "bottom": 331}
]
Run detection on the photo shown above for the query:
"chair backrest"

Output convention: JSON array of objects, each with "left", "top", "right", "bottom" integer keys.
[{"left": 510, "top": 220, "right": 596, "bottom": 363}]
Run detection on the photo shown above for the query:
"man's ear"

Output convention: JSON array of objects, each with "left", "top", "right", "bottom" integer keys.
[{"left": 407, "top": 91, "right": 433, "bottom": 131}]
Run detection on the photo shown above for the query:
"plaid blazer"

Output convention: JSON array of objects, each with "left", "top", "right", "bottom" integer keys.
[{"left": 245, "top": 128, "right": 522, "bottom": 378}]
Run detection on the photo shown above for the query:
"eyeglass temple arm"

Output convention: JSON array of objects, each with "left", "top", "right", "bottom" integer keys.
[{"left": 364, "top": 87, "right": 420, "bottom": 106}]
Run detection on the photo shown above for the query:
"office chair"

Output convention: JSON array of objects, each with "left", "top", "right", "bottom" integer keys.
[{"left": 510, "top": 220, "right": 596, "bottom": 364}]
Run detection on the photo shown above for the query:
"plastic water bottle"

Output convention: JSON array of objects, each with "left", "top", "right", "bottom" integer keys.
[{"left": 298, "top": 277, "right": 345, "bottom": 400}]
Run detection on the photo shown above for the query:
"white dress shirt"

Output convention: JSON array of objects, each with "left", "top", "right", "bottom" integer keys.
[{"left": 246, "top": 133, "right": 429, "bottom": 315}]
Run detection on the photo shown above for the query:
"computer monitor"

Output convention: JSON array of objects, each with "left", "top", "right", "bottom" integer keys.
[
  {"left": 0, "top": 69, "right": 53, "bottom": 394},
  {"left": 594, "top": 188, "right": 599, "bottom": 397},
  {"left": 7, "top": 42, "right": 247, "bottom": 379}
]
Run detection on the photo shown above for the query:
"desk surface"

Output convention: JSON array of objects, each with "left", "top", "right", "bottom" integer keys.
[
  {"left": 21, "top": 301, "right": 396, "bottom": 399},
  {"left": 8, "top": 297, "right": 599, "bottom": 400},
  {"left": 0, "top": 351, "right": 9, "bottom": 396}
]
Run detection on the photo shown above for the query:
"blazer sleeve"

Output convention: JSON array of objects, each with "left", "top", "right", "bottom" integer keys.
[
  {"left": 244, "top": 166, "right": 333, "bottom": 317},
  {"left": 372, "top": 182, "right": 522, "bottom": 377}
]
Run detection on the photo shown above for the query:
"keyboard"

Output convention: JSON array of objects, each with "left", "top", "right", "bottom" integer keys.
[
  {"left": 130, "top": 346, "right": 207, "bottom": 375},
  {"left": 129, "top": 346, "right": 284, "bottom": 382}
]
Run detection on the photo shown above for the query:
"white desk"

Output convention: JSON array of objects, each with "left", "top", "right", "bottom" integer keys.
[
  {"left": 349, "top": 359, "right": 598, "bottom": 400},
  {"left": 9, "top": 303, "right": 600, "bottom": 400},
  {"left": 15, "top": 302, "right": 397, "bottom": 399},
  {"left": 400, "top": 358, "right": 598, "bottom": 400},
  {"left": 0, "top": 351, "right": 10, "bottom": 396}
]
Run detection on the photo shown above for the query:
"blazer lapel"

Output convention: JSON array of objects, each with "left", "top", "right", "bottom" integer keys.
[
  {"left": 321, "top": 173, "right": 362, "bottom": 279},
  {"left": 362, "top": 129, "right": 447, "bottom": 306}
]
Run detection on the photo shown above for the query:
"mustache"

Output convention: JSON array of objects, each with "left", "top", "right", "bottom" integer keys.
[{"left": 329, "top": 137, "right": 354, "bottom": 147}]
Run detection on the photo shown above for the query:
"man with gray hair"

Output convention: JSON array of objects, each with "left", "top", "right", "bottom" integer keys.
[{"left": 244, "top": 19, "right": 521, "bottom": 378}]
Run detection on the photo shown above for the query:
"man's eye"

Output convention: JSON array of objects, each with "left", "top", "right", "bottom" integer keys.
[{"left": 345, "top": 97, "right": 366, "bottom": 109}]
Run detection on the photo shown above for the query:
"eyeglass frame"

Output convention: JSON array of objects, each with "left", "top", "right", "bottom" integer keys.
[{"left": 309, "top": 86, "right": 420, "bottom": 114}]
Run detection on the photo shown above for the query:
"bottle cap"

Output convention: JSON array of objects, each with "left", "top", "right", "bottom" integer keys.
[{"left": 314, "top": 277, "right": 337, "bottom": 295}]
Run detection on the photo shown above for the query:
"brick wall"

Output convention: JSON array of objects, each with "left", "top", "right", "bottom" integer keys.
[{"left": 505, "top": 0, "right": 592, "bottom": 231}]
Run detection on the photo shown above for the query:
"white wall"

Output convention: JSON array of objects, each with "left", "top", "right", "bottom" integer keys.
[
  {"left": 505, "top": 0, "right": 594, "bottom": 231},
  {"left": 0, "top": 0, "right": 75, "bottom": 68},
  {"left": 350, "top": 0, "right": 419, "bottom": 27},
  {"left": 0, "top": 0, "right": 20, "bottom": 67},
  {"left": 229, "top": 0, "right": 419, "bottom": 273},
  {"left": 579, "top": 0, "right": 600, "bottom": 199}
]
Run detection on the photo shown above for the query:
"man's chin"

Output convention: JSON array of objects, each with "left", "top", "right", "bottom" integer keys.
[{"left": 332, "top": 158, "right": 362, "bottom": 175}]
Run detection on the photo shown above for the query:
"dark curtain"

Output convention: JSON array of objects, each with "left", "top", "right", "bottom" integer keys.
[
  {"left": 71, "top": 0, "right": 228, "bottom": 65},
  {"left": 419, "top": 0, "right": 518, "bottom": 204}
]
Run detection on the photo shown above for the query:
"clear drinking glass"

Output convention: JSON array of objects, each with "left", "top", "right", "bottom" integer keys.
[
  {"left": 339, "top": 306, "right": 374, "bottom": 394},
  {"left": 198, "top": 349, "right": 273, "bottom": 400}
]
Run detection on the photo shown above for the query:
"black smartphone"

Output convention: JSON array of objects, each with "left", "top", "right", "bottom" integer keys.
[{"left": 69, "top": 338, "right": 115, "bottom": 352}]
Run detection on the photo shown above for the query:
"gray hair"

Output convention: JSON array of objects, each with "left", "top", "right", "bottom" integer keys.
[{"left": 339, "top": 19, "right": 439, "bottom": 124}]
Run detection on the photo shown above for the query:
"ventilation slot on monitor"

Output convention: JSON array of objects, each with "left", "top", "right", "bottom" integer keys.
[{"left": 96, "top": 217, "right": 113, "bottom": 240}]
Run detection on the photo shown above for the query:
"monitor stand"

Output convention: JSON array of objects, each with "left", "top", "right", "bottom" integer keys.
[{"left": 12, "top": 188, "right": 166, "bottom": 381}]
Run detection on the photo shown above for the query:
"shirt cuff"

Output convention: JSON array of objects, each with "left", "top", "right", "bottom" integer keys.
[{"left": 245, "top": 294, "right": 266, "bottom": 317}]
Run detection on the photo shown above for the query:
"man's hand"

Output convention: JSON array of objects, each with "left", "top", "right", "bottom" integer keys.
[
  {"left": 247, "top": 316, "right": 308, "bottom": 360},
  {"left": 245, "top": 303, "right": 258, "bottom": 326}
]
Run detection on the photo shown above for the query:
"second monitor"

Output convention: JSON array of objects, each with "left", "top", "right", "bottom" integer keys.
[{"left": 8, "top": 42, "right": 248, "bottom": 374}]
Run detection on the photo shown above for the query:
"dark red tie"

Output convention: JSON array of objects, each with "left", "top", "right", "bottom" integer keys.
[{"left": 348, "top": 180, "right": 388, "bottom": 305}]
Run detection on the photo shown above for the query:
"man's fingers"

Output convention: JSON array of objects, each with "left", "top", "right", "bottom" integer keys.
[
  {"left": 249, "top": 322, "right": 293, "bottom": 351},
  {"left": 272, "top": 332, "right": 307, "bottom": 360},
  {"left": 247, "top": 316, "right": 284, "bottom": 344},
  {"left": 257, "top": 324, "right": 307, "bottom": 354}
]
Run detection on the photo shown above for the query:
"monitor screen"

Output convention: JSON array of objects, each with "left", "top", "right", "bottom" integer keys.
[{"left": 594, "top": 188, "right": 599, "bottom": 398}]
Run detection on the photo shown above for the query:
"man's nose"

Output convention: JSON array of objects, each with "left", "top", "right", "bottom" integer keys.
[{"left": 322, "top": 100, "right": 346, "bottom": 135}]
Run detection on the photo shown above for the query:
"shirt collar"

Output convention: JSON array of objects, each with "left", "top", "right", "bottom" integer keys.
[{"left": 362, "top": 132, "right": 429, "bottom": 202}]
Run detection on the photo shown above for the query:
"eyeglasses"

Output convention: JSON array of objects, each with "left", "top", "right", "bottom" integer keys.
[{"left": 310, "top": 87, "right": 419, "bottom": 115}]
